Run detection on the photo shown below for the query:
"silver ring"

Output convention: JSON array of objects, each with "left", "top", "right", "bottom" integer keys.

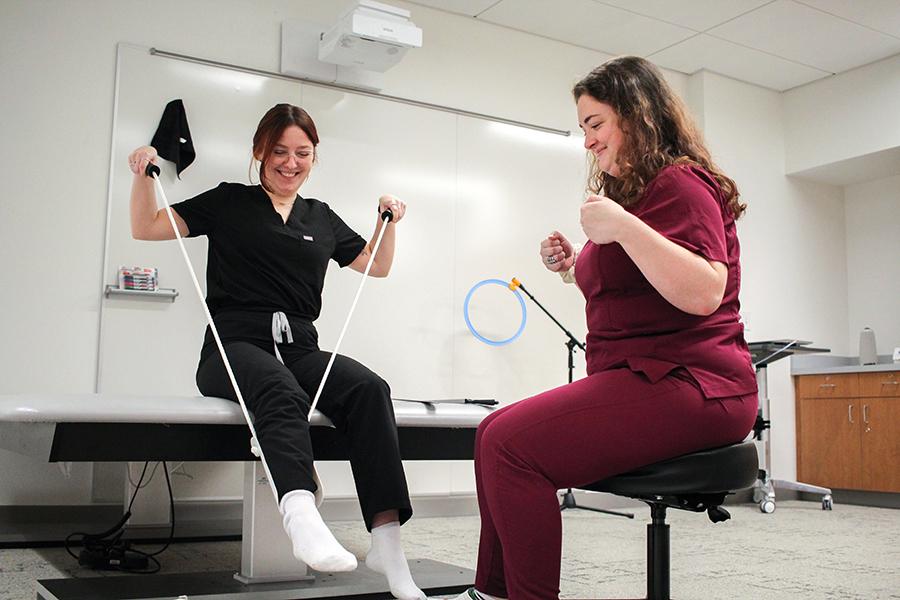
[{"left": 546, "top": 256, "right": 557, "bottom": 264}]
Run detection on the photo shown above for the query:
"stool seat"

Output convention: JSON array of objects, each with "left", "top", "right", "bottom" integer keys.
[
  {"left": 585, "top": 441, "right": 759, "bottom": 497},
  {"left": 575, "top": 441, "right": 759, "bottom": 599}
]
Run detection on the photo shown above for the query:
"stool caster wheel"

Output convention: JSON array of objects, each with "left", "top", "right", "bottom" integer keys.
[
  {"left": 759, "top": 499, "right": 775, "bottom": 514},
  {"left": 822, "top": 495, "right": 833, "bottom": 510}
]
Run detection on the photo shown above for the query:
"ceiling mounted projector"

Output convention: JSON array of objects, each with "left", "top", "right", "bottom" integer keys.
[
  {"left": 318, "top": 0, "right": 423, "bottom": 72},
  {"left": 280, "top": 1, "right": 422, "bottom": 90}
]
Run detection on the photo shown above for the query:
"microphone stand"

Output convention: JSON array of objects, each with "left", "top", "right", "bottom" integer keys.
[{"left": 512, "top": 278, "right": 633, "bottom": 519}]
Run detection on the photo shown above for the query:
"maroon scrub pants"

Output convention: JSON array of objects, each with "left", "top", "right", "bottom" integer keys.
[{"left": 473, "top": 367, "right": 757, "bottom": 600}]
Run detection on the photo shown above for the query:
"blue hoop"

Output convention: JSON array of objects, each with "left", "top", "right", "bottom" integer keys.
[{"left": 463, "top": 279, "right": 527, "bottom": 346}]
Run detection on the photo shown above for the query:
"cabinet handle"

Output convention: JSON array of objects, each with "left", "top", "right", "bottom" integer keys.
[
  {"left": 848, "top": 404, "right": 854, "bottom": 424},
  {"left": 881, "top": 381, "right": 899, "bottom": 386},
  {"left": 818, "top": 383, "right": 837, "bottom": 388},
  {"left": 863, "top": 404, "right": 869, "bottom": 424}
]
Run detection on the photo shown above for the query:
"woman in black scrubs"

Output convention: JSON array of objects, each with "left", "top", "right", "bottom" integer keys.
[{"left": 127, "top": 104, "right": 424, "bottom": 600}]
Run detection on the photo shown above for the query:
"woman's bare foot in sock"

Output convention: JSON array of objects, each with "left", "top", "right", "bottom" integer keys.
[
  {"left": 280, "top": 490, "right": 357, "bottom": 572},
  {"left": 366, "top": 521, "right": 426, "bottom": 600}
]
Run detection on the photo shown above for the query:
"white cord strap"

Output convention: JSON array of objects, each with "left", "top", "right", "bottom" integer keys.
[
  {"left": 149, "top": 171, "right": 281, "bottom": 504},
  {"left": 271, "top": 311, "right": 293, "bottom": 365},
  {"left": 306, "top": 212, "right": 392, "bottom": 420}
]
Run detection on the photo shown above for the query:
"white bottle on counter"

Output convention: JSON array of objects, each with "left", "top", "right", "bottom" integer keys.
[{"left": 859, "top": 327, "right": 877, "bottom": 365}]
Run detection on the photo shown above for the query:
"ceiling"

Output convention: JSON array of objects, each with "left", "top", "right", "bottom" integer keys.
[{"left": 407, "top": 0, "right": 900, "bottom": 91}]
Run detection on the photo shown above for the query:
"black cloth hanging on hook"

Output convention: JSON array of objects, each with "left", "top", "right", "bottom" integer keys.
[{"left": 150, "top": 99, "right": 195, "bottom": 178}]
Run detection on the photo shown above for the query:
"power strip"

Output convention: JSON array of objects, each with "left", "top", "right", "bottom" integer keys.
[{"left": 78, "top": 546, "right": 149, "bottom": 571}]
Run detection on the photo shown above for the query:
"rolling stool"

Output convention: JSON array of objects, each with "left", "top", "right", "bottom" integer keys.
[{"left": 583, "top": 441, "right": 759, "bottom": 600}]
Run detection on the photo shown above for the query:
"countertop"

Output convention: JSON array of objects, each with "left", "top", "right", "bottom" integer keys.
[{"left": 791, "top": 354, "right": 899, "bottom": 375}]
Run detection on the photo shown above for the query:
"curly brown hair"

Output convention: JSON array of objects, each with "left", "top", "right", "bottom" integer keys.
[{"left": 573, "top": 56, "right": 745, "bottom": 219}]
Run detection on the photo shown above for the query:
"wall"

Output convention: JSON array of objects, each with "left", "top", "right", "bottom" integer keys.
[
  {"left": 844, "top": 175, "right": 900, "bottom": 356},
  {"left": 784, "top": 53, "right": 900, "bottom": 178},
  {"left": 689, "top": 70, "right": 848, "bottom": 482},
  {"left": 785, "top": 54, "right": 900, "bottom": 363}
]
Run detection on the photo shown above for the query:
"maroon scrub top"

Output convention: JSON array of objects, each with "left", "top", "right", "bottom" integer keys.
[{"left": 574, "top": 164, "right": 757, "bottom": 399}]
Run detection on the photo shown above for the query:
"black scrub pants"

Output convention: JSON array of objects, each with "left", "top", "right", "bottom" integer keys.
[{"left": 196, "top": 340, "right": 412, "bottom": 531}]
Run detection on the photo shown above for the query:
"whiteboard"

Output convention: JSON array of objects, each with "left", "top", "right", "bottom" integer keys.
[{"left": 99, "top": 44, "right": 588, "bottom": 499}]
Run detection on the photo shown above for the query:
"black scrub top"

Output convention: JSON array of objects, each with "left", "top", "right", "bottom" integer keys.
[{"left": 171, "top": 182, "right": 367, "bottom": 356}]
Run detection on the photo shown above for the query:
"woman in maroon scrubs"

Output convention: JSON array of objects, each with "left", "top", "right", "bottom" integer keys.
[{"left": 459, "top": 56, "right": 759, "bottom": 600}]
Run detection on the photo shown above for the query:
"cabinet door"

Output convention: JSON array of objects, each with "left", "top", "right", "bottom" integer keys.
[
  {"left": 798, "top": 397, "right": 862, "bottom": 490},
  {"left": 860, "top": 398, "right": 900, "bottom": 492}
]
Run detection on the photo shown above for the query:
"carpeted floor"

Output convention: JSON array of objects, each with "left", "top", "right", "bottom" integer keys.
[{"left": 2, "top": 501, "right": 897, "bottom": 599}]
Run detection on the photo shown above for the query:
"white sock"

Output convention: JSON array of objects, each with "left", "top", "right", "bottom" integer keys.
[
  {"left": 366, "top": 521, "right": 426, "bottom": 600},
  {"left": 280, "top": 490, "right": 357, "bottom": 572}
]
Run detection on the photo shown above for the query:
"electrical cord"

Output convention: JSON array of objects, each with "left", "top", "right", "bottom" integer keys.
[
  {"left": 64, "top": 462, "right": 148, "bottom": 561},
  {"left": 64, "top": 461, "right": 176, "bottom": 574},
  {"left": 126, "top": 461, "right": 191, "bottom": 489},
  {"left": 127, "top": 460, "right": 160, "bottom": 489}
]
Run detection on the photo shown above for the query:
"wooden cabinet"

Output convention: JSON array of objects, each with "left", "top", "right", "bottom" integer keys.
[{"left": 796, "top": 370, "right": 900, "bottom": 493}]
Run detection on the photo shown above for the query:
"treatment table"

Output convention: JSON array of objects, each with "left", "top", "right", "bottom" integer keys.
[{"left": 0, "top": 393, "right": 493, "bottom": 600}]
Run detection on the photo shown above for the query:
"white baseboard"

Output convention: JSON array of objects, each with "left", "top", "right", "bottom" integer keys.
[{"left": 319, "top": 494, "right": 481, "bottom": 521}]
